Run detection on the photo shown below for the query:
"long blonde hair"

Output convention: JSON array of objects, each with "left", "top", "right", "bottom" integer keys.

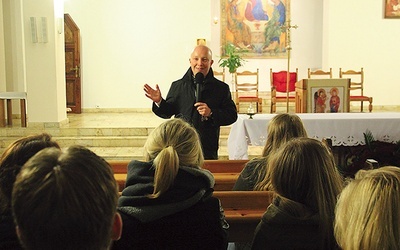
[
  {"left": 335, "top": 166, "right": 400, "bottom": 250},
  {"left": 261, "top": 113, "right": 308, "bottom": 157},
  {"left": 253, "top": 113, "right": 308, "bottom": 190},
  {"left": 262, "top": 138, "right": 343, "bottom": 248},
  {"left": 144, "top": 118, "right": 204, "bottom": 198}
]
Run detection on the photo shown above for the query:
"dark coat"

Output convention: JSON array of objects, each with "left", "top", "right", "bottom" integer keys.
[
  {"left": 113, "top": 160, "right": 228, "bottom": 250},
  {"left": 233, "top": 157, "right": 268, "bottom": 191},
  {"left": 152, "top": 68, "right": 237, "bottom": 159},
  {"left": 251, "top": 197, "right": 329, "bottom": 250}
]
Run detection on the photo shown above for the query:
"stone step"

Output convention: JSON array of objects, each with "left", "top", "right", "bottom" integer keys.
[
  {"left": 0, "top": 134, "right": 230, "bottom": 148},
  {"left": 0, "top": 143, "right": 261, "bottom": 162},
  {"left": 0, "top": 125, "right": 232, "bottom": 137},
  {"left": 87, "top": 145, "right": 263, "bottom": 162},
  {"left": 0, "top": 126, "right": 233, "bottom": 159}
]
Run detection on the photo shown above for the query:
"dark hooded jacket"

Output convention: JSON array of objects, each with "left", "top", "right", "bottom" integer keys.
[{"left": 113, "top": 160, "right": 228, "bottom": 250}]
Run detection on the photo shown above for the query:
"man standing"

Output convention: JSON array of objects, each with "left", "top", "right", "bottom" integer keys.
[{"left": 144, "top": 45, "right": 237, "bottom": 159}]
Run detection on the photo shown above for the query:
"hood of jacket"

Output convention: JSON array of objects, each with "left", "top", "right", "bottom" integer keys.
[{"left": 118, "top": 160, "right": 215, "bottom": 222}]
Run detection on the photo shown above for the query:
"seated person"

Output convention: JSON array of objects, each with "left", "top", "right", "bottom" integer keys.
[
  {"left": 252, "top": 138, "right": 343, "bottom": 250},
  {"left": 113, "top": 118, "right": 228, "bottom": 250},
  {"left": 233, "top": 113, "right": 308, "bottom": 191},
  {"left": 0, "top": 133, "right": 59, "bottom": 250},
  {"left": 12, "top": 145, "right": 122, "bottom": 250},
  {"left": 335, "top": 166, "right": 400, "bottom": 250}
]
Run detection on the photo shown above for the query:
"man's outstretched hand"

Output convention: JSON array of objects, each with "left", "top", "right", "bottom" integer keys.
[{"left": 144, "top": 84, "right": 162, "bottom": 104}]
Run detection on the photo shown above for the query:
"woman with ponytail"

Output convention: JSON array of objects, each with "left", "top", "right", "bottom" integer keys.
[{"left": 113, "top": 118, "right": 228, "bottom": 250}]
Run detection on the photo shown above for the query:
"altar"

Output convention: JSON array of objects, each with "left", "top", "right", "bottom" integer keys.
[{"left": 228, "top": 113, "right": 400, "bottom": 160}]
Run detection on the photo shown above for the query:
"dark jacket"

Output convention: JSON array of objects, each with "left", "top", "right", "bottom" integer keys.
[
  {"left": 113, "top": 160, "right": 229, "bottom": 250},
  {"left": 232, "top": 157, "right": 268, "bottom": 250},
  {"left": 152, "top": 68, "right": 237, "bottom": 159},
  {"left": 251, "top": 197, "right": 327, "bottom": 250},
  {"left": 233, "top": 157, "right": 268, "bottom": 191}
]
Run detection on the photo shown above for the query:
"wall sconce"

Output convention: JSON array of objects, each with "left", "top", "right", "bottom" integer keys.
[
  {"left": 213, "top": 16, "right": 219, "bottom": 24},
  {"left": 197, "top": 38, "right": 206, "bottom": 45}
]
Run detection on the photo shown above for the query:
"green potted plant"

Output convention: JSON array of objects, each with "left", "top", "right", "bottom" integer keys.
[{"left": 218, "top": 43, "right": 245, "bottom": 74}]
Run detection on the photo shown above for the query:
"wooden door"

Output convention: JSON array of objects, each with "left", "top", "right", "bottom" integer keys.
[{"left": 64, "top": 14, "right": 81, "bottom": 113}]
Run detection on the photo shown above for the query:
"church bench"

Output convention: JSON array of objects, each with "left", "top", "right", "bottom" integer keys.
[
  {"left": 213, "top": 191, "right": 274, "bottom": 242},
  {"left": 110, "top": 159, "right": 247, "bottom": 192},
  {"left": 108, "top": 159, "right": 248, "bottom": 174},
  {"left": 114, "top": 172, "right": 240, "bottom": 192},
  {"left": 203, "top": 159, "right": 248, "bottom": 173}
]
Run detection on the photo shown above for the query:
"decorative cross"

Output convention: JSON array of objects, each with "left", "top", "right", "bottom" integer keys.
[{"left": 281, "top": 5, "right": 298, "bottom": 113}]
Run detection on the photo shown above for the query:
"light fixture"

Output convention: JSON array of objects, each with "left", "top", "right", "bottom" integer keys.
[
  {"left": 197, "top": 39, "right": 206, "bottom": 45},
  {"left": 213, "top": 16, "right": 219, "bottom": 24}
]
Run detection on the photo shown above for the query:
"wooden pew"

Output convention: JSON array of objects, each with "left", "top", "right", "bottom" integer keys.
[
  {"left": 109, "top": 160, "right": 129, "bottom": 174},
  {"left": 203, "top": 159, "right": 248, "bottom": 173},
  {"left": 213, "top": 191, "right": 274, "bottom": 242},
  {"left": 110, "top": 159, "right": 248, "bottom": 192},
  {"left": 116, "top": 190, "right": 274, "bottom": 243},
  {"left": 112, "top": 161, "right": 272, "bottom": 242},
  {"left": 108, "top": 159, "right": 248, "bottom": 174},
  {"left": 114, "top": 172, "right": 240, "bottom": 192}
]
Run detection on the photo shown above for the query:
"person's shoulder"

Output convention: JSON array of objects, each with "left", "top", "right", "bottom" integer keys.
[
  {"left": 169, "top": 68, "right": 192, "bottom": 85},
  {"left": 127, "top": 160, "right": 152, "bottom": 174},
  {"left": 212, "top": 77, "right": 229, "bottom": 86},
  {"left": 200, "top": 195, "right": 220, "bottom": 208},
  {"left": 208, "top": 78, "right": 231, "bottom": 94},
  {"left": 128, "top": 159, "right": 148, "bottom": 167},
  {"left": 245, "top": 157, "right": 267, "bottom": 170}
]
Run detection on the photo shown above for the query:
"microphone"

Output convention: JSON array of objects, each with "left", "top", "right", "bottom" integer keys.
[{"left": 195, "top": 72, "right": 204, "bottom": 102}]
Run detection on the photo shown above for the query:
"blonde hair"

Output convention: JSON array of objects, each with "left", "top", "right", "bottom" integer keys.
[
  {"left": 253, "top": 113, "right": 308, "bottom": 190},
  {"left": 144, "top": 118, "right": 204, "bottom": 198},
  {"left": 335, "top": 166, "right": 400, "bottom": 250},
  {"left": 262, "top": 138, "right": 343, "bottom": 248},
  {"left": 261, "top": 113, "right": 308, "bottom": 157}
]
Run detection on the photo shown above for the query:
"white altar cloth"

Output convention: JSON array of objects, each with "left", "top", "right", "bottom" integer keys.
[{"left": 228, "top": 113, "right": 400, "bottom": 160}]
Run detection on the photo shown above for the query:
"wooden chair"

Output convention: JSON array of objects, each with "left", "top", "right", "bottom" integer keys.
[
  {"left": 308, "top": 68, "right": 332, "bottom": 78},
  {"left": 339, "top": 67, "right": 373, "bottom": 112},
  {"left": 213, "top": 68, "right": 225, "bottom": 82},
  {"left": 234, "top": 69, "right": 262, "bottom": 113},
  {"left": 270, "top": 68, "right": 298, "bottom": 113}
]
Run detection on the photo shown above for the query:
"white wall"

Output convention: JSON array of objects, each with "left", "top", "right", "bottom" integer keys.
[
  {"left": 64, "top": 0, "right": 323, "bottom": 109},
  {"left": 64, "top": 0, "right": 212, "bottom": 109},
  {"left": 62, "top": 0, "right": 399, "bottom": 109},
  {"left": 325, "top": 0, "right": 400, "bottom": 105}
]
